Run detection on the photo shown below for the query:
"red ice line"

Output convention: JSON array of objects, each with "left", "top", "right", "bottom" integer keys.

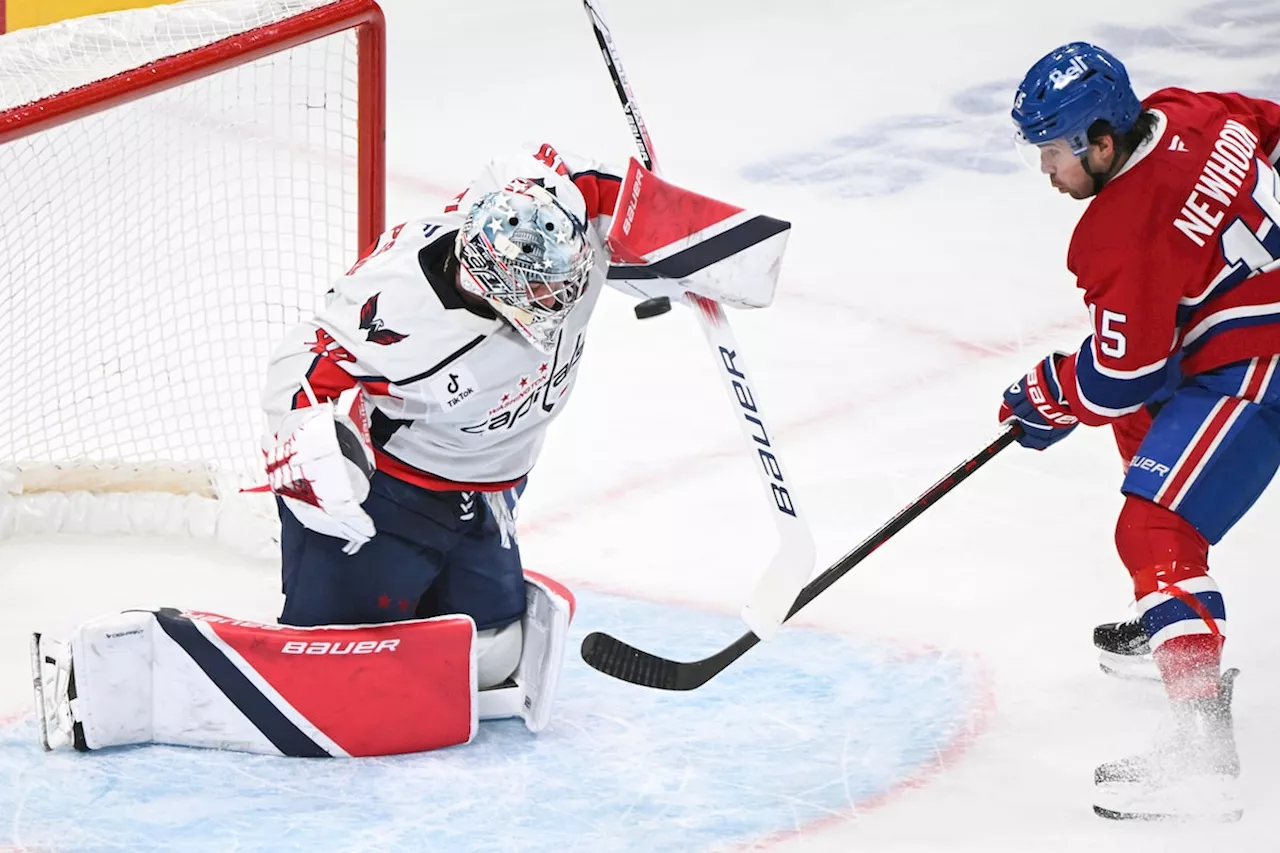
[
  {"left": 560, "top": 575, "right": 999, "bottom": 844},
  {"left": 740, "top": 669, "right": 998, "bottom": 851},
  {"left": 520, "top": 309, "right": 1084, "bottom": 539}
]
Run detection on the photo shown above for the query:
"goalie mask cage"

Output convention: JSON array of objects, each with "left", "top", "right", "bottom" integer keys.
[{"left": 0, "top": 0, "right": 385, "bottom": 546}]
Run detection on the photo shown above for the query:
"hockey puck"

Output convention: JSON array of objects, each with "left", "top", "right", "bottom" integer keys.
[{"left": 634, "top": 296, "right": 672, "bottom": 319}]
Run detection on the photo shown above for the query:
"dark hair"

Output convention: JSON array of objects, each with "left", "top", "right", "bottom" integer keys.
[{"left": 1087, "top": 110, "right": 1158, "bottom": 154}]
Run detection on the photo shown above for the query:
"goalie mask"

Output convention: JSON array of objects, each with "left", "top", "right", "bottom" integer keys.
[{"left": 456, "top": 179, "right": 594, "bottom": 352}]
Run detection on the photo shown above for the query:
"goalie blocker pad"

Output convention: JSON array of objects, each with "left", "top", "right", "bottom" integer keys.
[
  {"left": 35, "top": 573, "right": 575, "bottom": 757},
  {"left": 604, "top": 157, "right": 791, "bottom": 309}
]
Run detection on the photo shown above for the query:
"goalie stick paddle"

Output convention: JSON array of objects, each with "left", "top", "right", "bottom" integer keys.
[
  {"left": 580, "top": 427, "right": 1020, "bottom": 690},
  {"left": 581, "top": 0, "right": 816, "bottom": 641}
]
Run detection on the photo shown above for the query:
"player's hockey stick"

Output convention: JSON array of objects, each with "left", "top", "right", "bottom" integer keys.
[
  {"left": 581, "top": 0, "right": 815, "bottom": 640},
  {"left": 581, "top": 427, "right": 1019, "bottom": 689}
]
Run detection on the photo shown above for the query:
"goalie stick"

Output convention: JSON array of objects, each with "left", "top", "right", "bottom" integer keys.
[
  {"left": 581, "top": 0, "right": 815, "bottom": 640},
  {"left": 580, "top": 427, "right": 1019, "bottom": 690}
]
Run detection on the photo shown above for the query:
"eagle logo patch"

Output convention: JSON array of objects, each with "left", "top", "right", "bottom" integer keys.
[{"left": 359, "top": 293, "right": 409, "bottom": 345}]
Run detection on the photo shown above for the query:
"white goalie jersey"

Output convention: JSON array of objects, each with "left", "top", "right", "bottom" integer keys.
[{"left": 262, "top": 148, "right": 624, "bottom": 490}]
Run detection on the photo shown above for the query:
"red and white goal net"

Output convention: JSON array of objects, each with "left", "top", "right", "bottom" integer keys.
[{"left": 0, "top": 0, "right": 384, "bottom": 543}]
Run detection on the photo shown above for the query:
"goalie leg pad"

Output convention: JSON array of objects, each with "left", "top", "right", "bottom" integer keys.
[
  {"left": 478, "top": 571, "right": 576, "bottom": 732},
  {"left": 31, "top": 632, "right": 81, "bottom": 751},
  {"left": 517, "top": 571, "right": 576, "bottom": 732},
  {"left": 42, "top": 610, "right": 479, "bottom": 757}
]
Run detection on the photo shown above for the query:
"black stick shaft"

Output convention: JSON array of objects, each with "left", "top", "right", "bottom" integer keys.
[
  {"left": 710, "top": 427, "right": 1018, "bottom": 669},
  {"left": 785, "top": 427, "right": 1019, "bottom": 621},
  {"left": 583, "top": 0, "right": 657, "bottom": 171},
  {"left": 580, "top": 427, "right": 1019, "bottom": 690}
]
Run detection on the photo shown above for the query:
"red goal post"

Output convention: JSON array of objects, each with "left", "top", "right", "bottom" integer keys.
[{"left": 0, "top": 0, "right": 386, "bottom": 546}]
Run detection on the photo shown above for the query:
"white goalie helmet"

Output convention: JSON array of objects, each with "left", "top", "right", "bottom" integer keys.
[{"left": 455, "top": 178, "right": 594, "bottom": 352}]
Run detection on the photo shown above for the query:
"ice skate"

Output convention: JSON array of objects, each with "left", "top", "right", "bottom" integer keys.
[
  {"left": 29, "top": 633, "right": 86, "bottom": 752},
  {"left": 1093, "top": 668, "right": 1241, "bottom": 821},
  {"left": 1094, "top": 616, "right": 1160, "bottom": 682}
]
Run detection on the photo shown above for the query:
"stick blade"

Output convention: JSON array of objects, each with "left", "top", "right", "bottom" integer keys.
[{"left": 580, "top": 631, "right": 691, "bottom": 691}]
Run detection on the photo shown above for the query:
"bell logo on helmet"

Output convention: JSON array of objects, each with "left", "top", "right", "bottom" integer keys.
[{"left": 1048, "top": 55, "right": 1089, "bottom": 90}]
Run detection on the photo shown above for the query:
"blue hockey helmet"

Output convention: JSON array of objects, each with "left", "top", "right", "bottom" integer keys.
[{"left": 1012, "top": 42, "right": 1141, "bottom": 156}]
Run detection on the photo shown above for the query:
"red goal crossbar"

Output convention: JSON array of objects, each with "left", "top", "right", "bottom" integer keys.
[{"left": 0, "top": 0, "right": 386, "bottom": 248}]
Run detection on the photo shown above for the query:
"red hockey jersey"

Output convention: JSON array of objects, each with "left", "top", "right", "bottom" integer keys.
[{"left": 1058, "top": 88, "right": 1280, "bottom": 425}]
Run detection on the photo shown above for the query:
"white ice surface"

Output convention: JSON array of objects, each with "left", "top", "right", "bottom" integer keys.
[{"left": 5, "top": 0, "right": 1280, "bottom": 850}]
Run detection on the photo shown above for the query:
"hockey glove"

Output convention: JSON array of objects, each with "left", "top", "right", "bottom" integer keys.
[
  {"left": 998, "top": 352, "right": 1079, "bottom": 450},
  {"left": 264, "top": 386, "right": 377, "bottom": 554}
]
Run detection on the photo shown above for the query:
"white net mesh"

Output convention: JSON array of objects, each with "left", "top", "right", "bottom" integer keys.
[
  {"left": 0, "top": 0, "right": 375, "bottom": 498},
  {"left": 0, "top": 0, "right": 347, "bottom": 109}
]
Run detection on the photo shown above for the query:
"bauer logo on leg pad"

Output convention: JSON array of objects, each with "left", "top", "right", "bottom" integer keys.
[{"left": 280, "top": 639, "right": 401, "bottom": 655}]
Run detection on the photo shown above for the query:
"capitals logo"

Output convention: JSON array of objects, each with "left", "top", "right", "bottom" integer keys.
[
  {"left": 461, "top": 333, "right": 585, "bottom": 433},
  {"left": 359, "top": 293, "right": 409, "bottom": 345}
]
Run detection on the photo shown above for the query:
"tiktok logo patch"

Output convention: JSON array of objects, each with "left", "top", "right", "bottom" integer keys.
[{"left": 428, "top": 364, "right": 478, "bottom": 410}]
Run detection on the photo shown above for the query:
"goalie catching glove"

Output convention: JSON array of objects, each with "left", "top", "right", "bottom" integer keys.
[
  {"left": 264, "top": 384, "right": 376, "bottom": 554},
  {"left": 602, "top": 157, "right": 790, "bottom": 309}
]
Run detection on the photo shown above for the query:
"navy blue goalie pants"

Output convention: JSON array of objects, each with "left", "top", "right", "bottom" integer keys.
[{"left": 278, "top": 472, "right": 526, "bottom": 631}]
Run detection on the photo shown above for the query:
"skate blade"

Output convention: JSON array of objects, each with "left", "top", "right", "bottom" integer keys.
[
  {"left": 29, "top": 632, "right": 52, "bottom": 752},
  {"left": 1094, "top": 774, "right": 1240, "bottom": 822},
  {"left": 1094, "top": 804, "right": 1242, "bottom": 822},
  {"left": 1098, "top": 650, "right": 1161, "bottom": 683}
]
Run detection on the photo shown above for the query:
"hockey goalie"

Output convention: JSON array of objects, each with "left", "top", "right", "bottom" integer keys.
[{"left": 29, "top": 143, "right": 791, "bottom": 757}]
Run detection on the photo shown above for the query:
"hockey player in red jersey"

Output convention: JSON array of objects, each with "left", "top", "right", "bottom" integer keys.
[{"left": 1001, "top": 42, "right": 1280, "bottom": 820}]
